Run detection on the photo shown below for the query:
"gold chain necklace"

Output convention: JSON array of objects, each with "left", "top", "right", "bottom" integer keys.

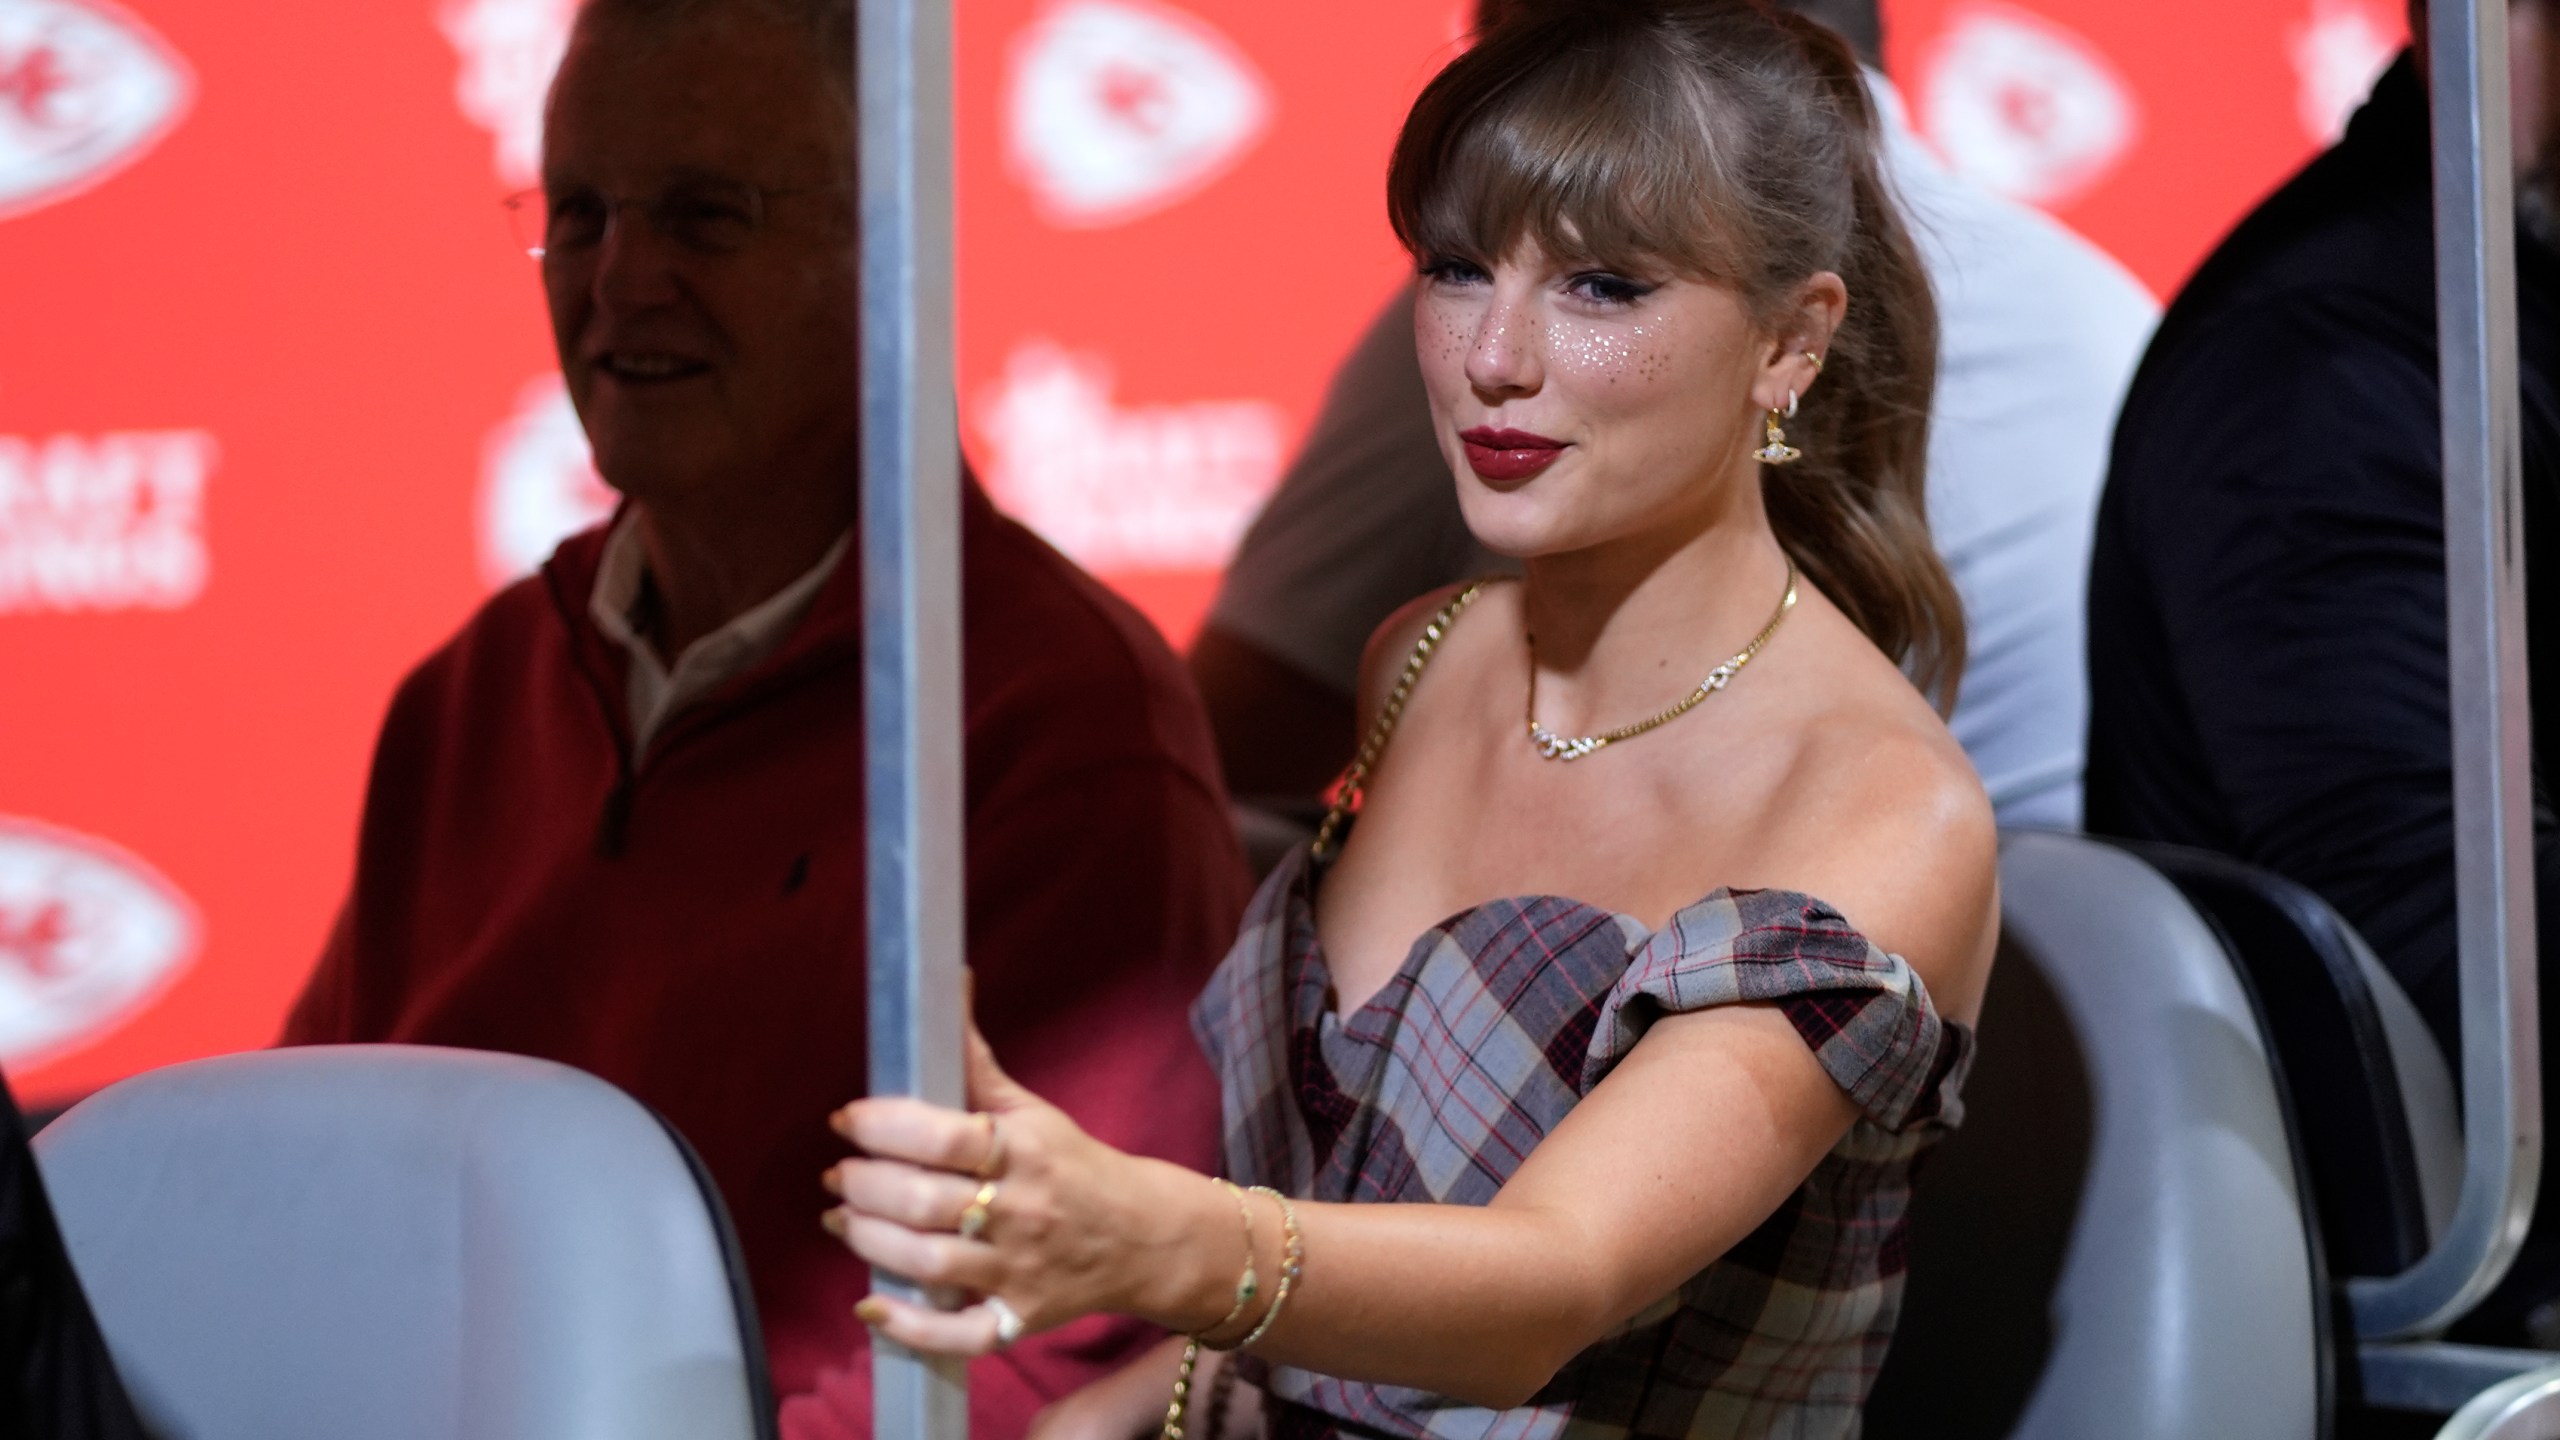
[{"left": 1525, "top": 561, "right": 1798, "bottom": 762}]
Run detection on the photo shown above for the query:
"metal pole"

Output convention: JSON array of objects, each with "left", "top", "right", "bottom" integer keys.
[
  {"left": 2350, "top": 0, "right": 2542, "bottom": 1339},
  {"left": 859, "top": 0, "right": 967, "bottom": 1433}
]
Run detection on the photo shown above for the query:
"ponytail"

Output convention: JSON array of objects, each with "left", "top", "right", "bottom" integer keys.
[{"left": 1764, "top": 13, "right": 1963, "bottom": 708}]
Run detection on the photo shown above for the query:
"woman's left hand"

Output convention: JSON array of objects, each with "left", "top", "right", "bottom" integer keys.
[{"left": 824, "top": 1012, "right": 1216, "bottom": 1356}]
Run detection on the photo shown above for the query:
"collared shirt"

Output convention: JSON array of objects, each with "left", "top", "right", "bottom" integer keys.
[
  {"left": 1206, "top": 70, "right": 2160, "bottom": 830},
  {"left": 587, "top": 511, "right": 850, "bottom": 763}
]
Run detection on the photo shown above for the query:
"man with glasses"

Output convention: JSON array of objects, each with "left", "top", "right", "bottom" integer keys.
[{"left": 282, "top": 1, "right": 1251, "bottom": 1434}]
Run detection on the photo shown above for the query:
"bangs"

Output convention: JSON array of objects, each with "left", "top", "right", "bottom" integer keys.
[
  {"left": 1380, "top": 0, "right": 1958, "bottom": 703},
  {"left": 1389, "top": 15, "right": 1753, "bottom": 284}
]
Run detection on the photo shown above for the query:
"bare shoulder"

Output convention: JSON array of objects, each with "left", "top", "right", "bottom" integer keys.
[
  {"left": 1354, "top": 580, "right": 1511, "bottom": 731},
  {"left": 1752, "top": 635, "right": 1999, "bottom": 1020}
]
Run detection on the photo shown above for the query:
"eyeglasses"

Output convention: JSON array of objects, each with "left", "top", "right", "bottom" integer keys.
[{"left": 501, "top": 179, "right": 843, "bottom": 260}]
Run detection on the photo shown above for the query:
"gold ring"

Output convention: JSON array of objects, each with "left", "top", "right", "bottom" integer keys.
[
  {"left": 958, "top": 1179, "right": 999, "bottom": 1241},
  {"left": 974, "top": 1113, "right": 1007, "bottom": 1179},
  {"left": 1803, "top": 350, "right": 1825, "bottom": 371}
]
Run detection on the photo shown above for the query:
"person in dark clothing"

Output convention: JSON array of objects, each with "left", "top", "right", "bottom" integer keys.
[
  {"left": 2084, "top": 18, "right": 2560, "bottom": 1330},
  {"left": 0, "top": 1073, "right": 151, "bottom": 1440}
]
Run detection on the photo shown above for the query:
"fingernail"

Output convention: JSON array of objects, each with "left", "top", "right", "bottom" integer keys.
[
  {"left": 830, "top": 1107, "right": 854, "bottom": 1139},
  {"left": 820, "top": 1164, "right": 840, "bottom": 1195},
  {"left": 822, "top": 1208, "right": 849, "bottom": 1239},
  {"left": 855, "top": 1297, "right": 890, "bottom": 1326}
]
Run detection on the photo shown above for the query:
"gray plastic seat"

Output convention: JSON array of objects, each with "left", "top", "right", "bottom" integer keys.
[
  {"left": 33, "top": 1044, "right": 775, "bottom": 1440},
  {"left": 2116, "top": 840, "right": 2461, "bottom": 1277},
  {"left": 1866, "top": 831, "right": 2325, "bottom": 1439}
]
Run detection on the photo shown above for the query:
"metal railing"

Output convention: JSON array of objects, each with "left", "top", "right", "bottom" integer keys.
[
  {"left": 858, "top": 0, "right": 967, "bottom": 1436},
  {"left": 849, "top": 0, "right": 2540, "bottom": 1425},
  {"left": 2351, "top": 0, "right": 2543, "bottom": 1343}
]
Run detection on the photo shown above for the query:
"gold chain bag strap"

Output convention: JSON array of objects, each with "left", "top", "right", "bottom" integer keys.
[{"left": 1310, "top": 580, "right": 1492, "bottom": 860}]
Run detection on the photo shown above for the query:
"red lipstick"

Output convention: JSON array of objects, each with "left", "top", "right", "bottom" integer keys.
[{"left": 1460, "top": 427, "right": 1568, "bottom": 482}]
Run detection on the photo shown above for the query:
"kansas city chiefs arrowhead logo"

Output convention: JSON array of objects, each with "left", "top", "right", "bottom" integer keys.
[
  {"left": 1918, "top": 2, "right": 2138, "bottom": 209},
  {"left": 1008, "top": 0, "right": 1271, "bottom": 229},
  {"left": 0, "top": 0, "right": 193, "bottom": 222},
  {"left": 0, "top": 815, "right": 198, "bottom": 1068}
]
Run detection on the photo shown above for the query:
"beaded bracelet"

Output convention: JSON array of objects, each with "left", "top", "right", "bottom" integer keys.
[{"left": 1166, "top": 1185, "right": 1304, "bottom": 1439}]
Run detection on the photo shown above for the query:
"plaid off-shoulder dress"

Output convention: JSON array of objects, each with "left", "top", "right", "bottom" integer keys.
[
  {"left": 1188, "top": 589, "right": 1974, "bottom": 1440},
  {"left": 1192, "top": 850, "right": 1972, "bottom": 1440}
]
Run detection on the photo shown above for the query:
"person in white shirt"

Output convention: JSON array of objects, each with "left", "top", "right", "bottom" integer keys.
[{"left": 1191, "top": 0, "right": 2157, "bottom": 835}]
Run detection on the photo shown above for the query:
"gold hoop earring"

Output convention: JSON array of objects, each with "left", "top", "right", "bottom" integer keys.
[{"left": 1754, "top": 409, "right": 1802, "bottom": 466}]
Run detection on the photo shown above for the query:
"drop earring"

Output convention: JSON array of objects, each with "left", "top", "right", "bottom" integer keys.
[{"left": 1755, "top": 390, "right": 1803, "bottom": 465}]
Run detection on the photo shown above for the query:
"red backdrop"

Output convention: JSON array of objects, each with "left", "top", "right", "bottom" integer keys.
[{"left": 0, "top": 0, "right": 2406, "bottom": 1101}]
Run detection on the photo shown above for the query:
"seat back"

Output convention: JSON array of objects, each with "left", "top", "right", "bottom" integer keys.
[
  {"left": 34, "top": 1045, "right": 775, "bottom": 1440},
  {"left": 1866, "top": 832, "right": 2325, "bottom": 1439},
  {"left": 2112, "top": 840, "right": 2462, "bottom": 1278}
]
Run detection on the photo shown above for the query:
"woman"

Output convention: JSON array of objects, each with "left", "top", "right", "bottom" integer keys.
[{"left": 823, "top": 2, "right": 1997, "bottom": 1434}]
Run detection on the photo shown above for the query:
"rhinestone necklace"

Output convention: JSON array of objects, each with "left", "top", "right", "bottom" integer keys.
[{"left": 1525, "top": 561, "right": 1799, "bottom": 762}]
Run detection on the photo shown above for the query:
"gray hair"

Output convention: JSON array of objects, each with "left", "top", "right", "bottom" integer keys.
[{"left": 571, "top": 0, "right": 856, "bottom": 104}]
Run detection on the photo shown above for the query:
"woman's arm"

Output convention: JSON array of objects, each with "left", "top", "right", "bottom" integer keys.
[
  {"left": 828, "top": 724, "right": 1993, "bottom": 1408},
  {"left": 828, "top": 996, "right": 1857, "bottom": 1409}
]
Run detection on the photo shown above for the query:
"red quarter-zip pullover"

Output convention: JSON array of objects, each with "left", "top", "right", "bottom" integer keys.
[{"left": 285, "top": 481, "right": 1250, "bottom": 1437}]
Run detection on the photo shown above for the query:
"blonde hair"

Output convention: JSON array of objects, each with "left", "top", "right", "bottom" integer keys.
[{"left": 1389, "top": 0, "right": 1962, "bottom": 709}]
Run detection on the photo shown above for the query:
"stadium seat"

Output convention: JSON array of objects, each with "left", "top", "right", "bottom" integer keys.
[
  {"left": 2100, "top": 846, "right": 2550, "bottom": 1426},
  {"left": 1866, "top": 830, "right": 2326, "bottom": 1439},
  {"left": 32, "top": 1045, "right": 776, "bottom": 1440},
  {"left": 2115, "top": 840, "right": 2462, "bottom": 1281}
]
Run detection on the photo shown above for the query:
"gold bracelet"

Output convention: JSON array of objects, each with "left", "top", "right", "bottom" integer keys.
[
  {"left": 1237, "top": 1187, "right": 1303, "bottom": 1351},
  {"left": 1191, "top": 1179, "right": 1259, "bottom": 1341}
]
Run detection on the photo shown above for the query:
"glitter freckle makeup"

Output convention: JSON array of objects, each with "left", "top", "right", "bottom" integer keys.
[{"left": 1549, "top": 318, "right": 1668, "bottom": 388}]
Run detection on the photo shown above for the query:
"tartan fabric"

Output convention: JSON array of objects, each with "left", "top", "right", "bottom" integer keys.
[{"left": 1191, "top": 845, "right": 1974, "bottom": 1440}]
